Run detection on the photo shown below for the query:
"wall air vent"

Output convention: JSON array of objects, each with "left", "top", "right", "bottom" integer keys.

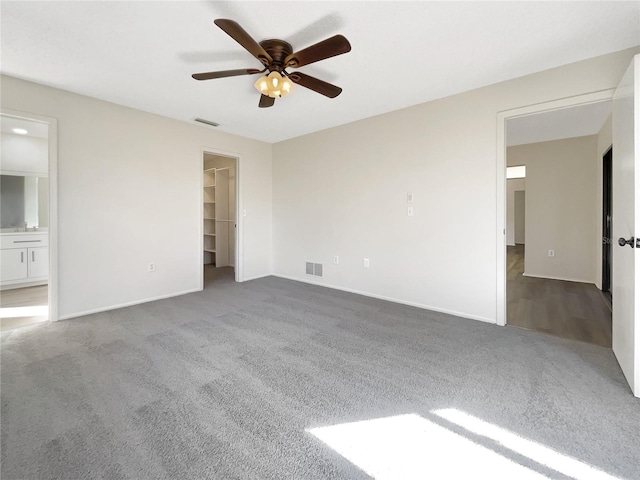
[
  {"left": 306, "top": 262, "right": 323, "bottom": 277},
  {"left": 195, "top": 118, "right": 220, "bottom": 127}
]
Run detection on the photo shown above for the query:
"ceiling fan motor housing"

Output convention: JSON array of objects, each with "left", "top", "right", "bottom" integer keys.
[{"left": 260, "top": 39, "right": 294, "bottom": 71}]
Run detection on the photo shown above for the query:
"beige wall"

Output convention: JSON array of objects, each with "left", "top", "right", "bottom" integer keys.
[
  {"left": 508, "top": 136, "right": 598, "bottom": 283},
  {"left": 506, "top": 178, "right": 526, "bottom": 246},
  {"left": 1, "top": 75, "right": 273, "bottom": 319},
  {"left": 514, "top": 190, "right": 526, "bottom": 244},
  {"left": 273, "top": 48, "right": 637, "bottom": 322}
]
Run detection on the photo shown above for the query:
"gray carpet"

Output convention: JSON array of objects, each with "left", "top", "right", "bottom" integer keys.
[{"left": 1, "top": 267, "right": 639, "bottom": 479}]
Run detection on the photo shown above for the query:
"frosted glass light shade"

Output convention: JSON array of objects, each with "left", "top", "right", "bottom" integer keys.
[
  {"left": 254, "top": 76, "right": 269, "bottom": 95},
  {"left": 281, "top": 76, "right": 295, "bottom": 96}
]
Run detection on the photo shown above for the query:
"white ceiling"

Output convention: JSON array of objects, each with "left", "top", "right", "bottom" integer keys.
[
  {"left": 506, "top": 100, "right": 612, "bottom": 147},
  {"left": 1, "top": 1, "right": 638, "bottom": 143}
]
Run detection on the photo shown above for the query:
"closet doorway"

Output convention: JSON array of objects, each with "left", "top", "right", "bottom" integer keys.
[{"left": 202, "top": 152, "right": 239, "bottom": 289}]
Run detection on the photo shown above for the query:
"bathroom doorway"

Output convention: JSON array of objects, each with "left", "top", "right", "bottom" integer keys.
[{"left": 0, "top": 112, "right": 57, "bottom": 331}]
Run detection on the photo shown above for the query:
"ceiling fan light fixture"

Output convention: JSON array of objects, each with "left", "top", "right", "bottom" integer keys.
[
  {"left": 196, "top": 19, "right": 350, "bottom": 107},
  {"left": 253, "top": 71, "right": 295, "bottom": 99}
]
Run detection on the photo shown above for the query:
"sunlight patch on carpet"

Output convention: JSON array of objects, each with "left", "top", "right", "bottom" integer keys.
[
  {"left": 432, "top": 409, "right": 622, "bottom": 480},
  {"left": 308, "top": 413, "right": 547, "bottom": 479}
]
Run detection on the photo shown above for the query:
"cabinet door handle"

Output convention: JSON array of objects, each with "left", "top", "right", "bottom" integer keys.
[
  {"left": 21, "top": 252, "right": 24, "bottom": 263},
  {"left": 14, "top": 240, "right": 41, "bottom": 243},
  {"left": 32, "top": 251, "right": 35, "bottom": 262}
]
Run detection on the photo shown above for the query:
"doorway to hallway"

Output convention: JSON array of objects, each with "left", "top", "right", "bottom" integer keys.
[{"left": 503, "top": 101, "right": 612, "bottom": 347}]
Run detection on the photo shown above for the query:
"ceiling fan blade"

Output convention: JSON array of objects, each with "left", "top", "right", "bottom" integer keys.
[
  {"left": 214, "top": 19, "right": 273, "bottom": 66},
  {"left": 259, "top": 94, "right": 275, "bottom": 108},
  {"left": 285, "top": 35, "right": 351, "bottom": 68},
  {"left": 288, "top": 72, "right": 342, "bottom": 98},
  {"left": 192, "top": 68, "right": 263, "bottom": 81}
]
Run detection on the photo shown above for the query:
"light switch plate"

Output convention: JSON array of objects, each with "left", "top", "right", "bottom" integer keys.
[
  {"left": 407, "top": 206, "right": 414, "bottom": 217},
  {"left": 363, "top": 258, "right": 370, "bottom": 268},
  {"left": 407, "top": 192, "right": 414, "bottom": 203}
]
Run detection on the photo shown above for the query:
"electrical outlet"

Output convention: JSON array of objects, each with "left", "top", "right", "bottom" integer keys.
[
  {"left": 407, "top": 206, "right": 414, "bottom": 217},
  {"left": 548, "top": 250, "right": 555, "bottom": 257},
  {"left": 334, "top": 256, "right": 339, "bottom": 265},
  {"left": 148, "top": 263, "right": 156, "bottom": 272},
  {"left": 363, "top": 258, "right": 370, "bottom": 268}
]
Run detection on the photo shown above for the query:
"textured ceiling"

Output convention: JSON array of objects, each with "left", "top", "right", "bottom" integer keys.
[
  {"left": 507, "top": 100, "right": 612, "bottom": 147},
  {"left": 1, "top": 1, "right": 639, "bottom": 143}
]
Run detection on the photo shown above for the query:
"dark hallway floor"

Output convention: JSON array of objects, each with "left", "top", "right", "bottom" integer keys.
[{"left": 507, "top": 245, "right": 612, "bottom": 347}]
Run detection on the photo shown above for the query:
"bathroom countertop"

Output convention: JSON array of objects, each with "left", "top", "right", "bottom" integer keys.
[{"left": 0, "top": 230, "right": 48, "bottom": 235}]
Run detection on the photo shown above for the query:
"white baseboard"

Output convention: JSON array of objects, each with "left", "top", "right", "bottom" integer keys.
[
  {"left": 272, "top": 273, "right": 496, "bottom": 324},
  {"left": 522, "top": 272, "right": 595, "bottom": 285},
  {"left": 1, "top": 279, "right": 47, "bottom": 291},
  {"left": 242, "top": 273, "right": 272, "bottom": 282},
  {"left": 58, "top": 288, "right": 201, "bottom": 321}
]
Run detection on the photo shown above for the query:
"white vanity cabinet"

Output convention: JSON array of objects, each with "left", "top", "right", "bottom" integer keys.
[
  {"left": 1, "top": 248, "right": 28, "bottom": 281},
  {"left": 0, "top": 233, "right": 48, "bottom": 288}
]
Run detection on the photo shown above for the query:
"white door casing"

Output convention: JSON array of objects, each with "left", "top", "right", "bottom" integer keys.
[{"left": 612, "top": 55, "right": 639, "bottom": 397}]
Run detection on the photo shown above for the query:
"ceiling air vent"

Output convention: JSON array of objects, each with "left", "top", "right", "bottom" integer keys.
[{"left": 195, "top": 118, "right": 220, "bottom": 127}]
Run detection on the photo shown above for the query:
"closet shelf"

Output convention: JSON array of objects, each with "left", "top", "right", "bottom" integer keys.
[{"left": 203, "top": 165, "right": 232, "bottom": 268}]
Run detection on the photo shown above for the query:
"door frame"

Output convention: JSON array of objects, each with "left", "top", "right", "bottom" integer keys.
[
  {"left": 199, "top": 146, "right": 243, "bottom": 288},
  {"left": 496, "top": 89, "right": 615, "bottom": 326},
  {"left": 1, "top": 108, "right": 59, "bottom": 322},
  {"left": 602, "top": 147, "right": 613, "bottom": 296}
]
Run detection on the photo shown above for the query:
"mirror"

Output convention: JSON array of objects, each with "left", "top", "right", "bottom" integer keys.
[{"left": 0, "top": 174, "right": 49, "bottom": 230}]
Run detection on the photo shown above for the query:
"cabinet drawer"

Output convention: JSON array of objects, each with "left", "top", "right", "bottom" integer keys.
[{"left": 1, "top": 234, "right": 48, "bottom": 249}]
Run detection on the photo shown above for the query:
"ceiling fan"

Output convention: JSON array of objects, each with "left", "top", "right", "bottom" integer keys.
[{"left": 192, "top": 19, "right": 351, "bottom": 108}]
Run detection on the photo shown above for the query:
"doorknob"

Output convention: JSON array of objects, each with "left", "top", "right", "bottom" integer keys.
[{"left": 618, "top": 236, "right": 635, "bottom": 248}]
